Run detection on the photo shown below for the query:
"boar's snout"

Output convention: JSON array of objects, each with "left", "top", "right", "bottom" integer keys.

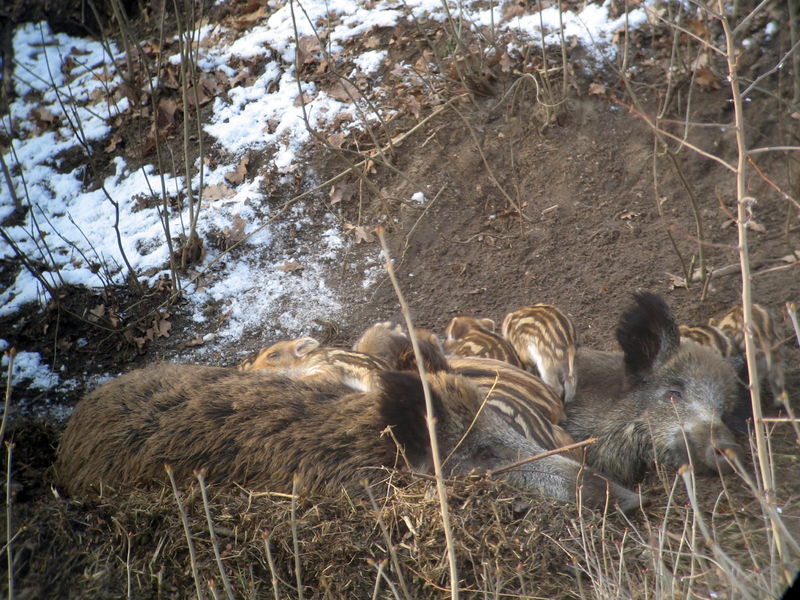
[
  {"left": 701, "top": 437, "right": 741, "bottom": 474},
  {"left": 578, "top": 470, "right": 646, "bottom": 514},
  {"left": 681, "top": 421, "right": 742, "bottom": 475}
]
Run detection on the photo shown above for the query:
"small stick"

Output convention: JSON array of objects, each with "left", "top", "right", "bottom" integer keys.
[
  {"left": 5, "top": 441, "right": 14, "bottom": 600},
  {"left": 290, "top": 475, "right": 304, "bottom": 600},
  {"left": 488, "top": 438, "right": 597, "bottom": 476},
  {"left": 263, "top": 533, "right": 281, "bottom": 600},
  {"left": 195, "top": 469, "right": 235, "bottom": 600},
  {"left": 376, "top": 227, "right": 460, "bottom": 600},
  {"left": 165, "top": 465, "right": 205, "bottom": 600},
  {"left": 363, "top": 482, "right": 412, "bottom": 600},
  {"left": 0, "top": 348, "right": 16, "bottom": 445}
]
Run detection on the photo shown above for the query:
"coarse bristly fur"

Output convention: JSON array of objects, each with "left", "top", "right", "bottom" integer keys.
[
  {"left": 501, "top": 304, "right": 578, "bottom": 403},
  {"left": 564, "top": 292, "right": 742, "bottom": 485},
  {"left": 444, "top": 315, "right": 523, "bottom": 368},
  {"left": 55, "top": 362, "right": 642, "bottom": 512}
]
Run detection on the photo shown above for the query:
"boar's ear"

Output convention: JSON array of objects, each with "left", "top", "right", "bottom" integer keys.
[
  {"left": 377, "top": 371, "right": 444, "bottom": 467},
  {"left": 478, "top": 317, "right": 496, "bottom": 331},
  {"left": 396, "top": 337, "right": 451, "bottom": 374},
  {"left": 445, "top": 317, "right": 469, "bottom": 340},
  {"left": 616, "top": 292, "right": 680, "bottom": 380},
  {"left": 293, "top": 337, "right": 320, "bottom": 357}
]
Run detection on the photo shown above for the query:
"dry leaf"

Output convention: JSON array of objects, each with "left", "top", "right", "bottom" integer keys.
[
  {"left": 498, "top": 53, "right": 513, "bottom": 73},
  {"left": 296, "top": 35, "right": 321, "bottom": 65},
  {"left": 687, "top": 18, "right": 710, "bottom": 38},
  {"left": 588, "top": 82, "right": 607, "bottom": 96},
  {"left": 105, "top": 133, "right": 123, "bottom": 153},
  {"left": 233, "top": 5, "right": 269, "bottom": 29},
  {"left": 157, "top": 98, "right": 179, "bottom": 129},
  {"left": 225, "top": 153, "right": 250, "bottom": 185},
  {"left": 88, "top": 304, "right": 106, "bottom": 322},
  {"left": 204, "top": 183, "right": 235, "bottom": 200},
  {"left": 327, "top": 132, "right": 346, "bottom": 148},
  {"left": 223, "top": 215, "right": 247, "bottom": 245},
  {"left": 156, "top": 318, "right": 172, "bottom": 338},
  {"left": 354, "top": 226, "right": 374, "bottom": 244},
  {"left": 329, "top": 182, "right": 354, "bottom": 205},
  {"left": 277, "top": 261, "right": 303, "bottom": 272},
  {"left": 695, "top": 67, "right": 720, "bottom": 89},
  {"left": 620, "top": 211, "right": 640, "bottom": 220},
  {"left": 327, "top": 79, "right": 361, "bottom": 103}
]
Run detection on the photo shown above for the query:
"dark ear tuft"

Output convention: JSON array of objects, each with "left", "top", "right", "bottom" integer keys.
[
  {"left": 396, "top": 338, "right": 450, "bottom": 374},
  {"left": 616, "top": 292, "right": 680, "bottom": 380},
  {"left": 377, "top": 371, "right": 443, "bottom": 467}
]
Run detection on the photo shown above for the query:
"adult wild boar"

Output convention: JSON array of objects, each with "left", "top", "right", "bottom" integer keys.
[
  {"left": 564, "top": 292, "right": 743, "bottom": 484},
  {"left": 54, "top": 363, "right": 641, "bottom": 511}
]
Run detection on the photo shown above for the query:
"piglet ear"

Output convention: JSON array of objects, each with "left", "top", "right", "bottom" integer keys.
[
  {"left": 396, "top": 337, "right": 451, "bottom": 374},
  {"left": 445, "top": 317, "right": 469, "bottom": 341},
  {"left": 616, "top": 292, "right": 680, "bottom": 381},
  {"left": 293, "top": 337, "right": 320, "bottom": 357},
  {"left": 478, "top": 318, "right": 496, "bottom": 331},
  {"left": 377, "top": 371, "right": 441, "bottom": 468}
]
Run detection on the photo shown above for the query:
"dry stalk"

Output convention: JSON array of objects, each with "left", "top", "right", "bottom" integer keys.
[
  {"left": 679, "top": 466, "right": 756, "bottom": 600},
  {"left": 5, "top": 441, "right": 14, "bottom": 600},
  {"left": 263, "top": 534, "right": 281, "bottom": 600},
  {"left": 716, "top": 3, "right": 790, "bottom": 585},
  {"left": 780, "top": 302, "right": 800, "bottom": 443},
  {"left": 290, "top": 475, "right": 304, "bottom": 600},
  {"left": 0, "top": 348, "right": 16, "bottom": 445},
  {"left": 196, "top": 470, "right": 236, "bottom": 600},
  {"left": 166, "top": 465, "right": 205, "bottom": 600},
  {"left": 363, "top": 483, "right": 412, "bottom": 600},
  {"left": 375, "top": 227, "right": 460, "bottom": 600},
  {"left": 488, "top": 437, "right": 597, "bottom": 477},
  {"left": 172, "top": 0, "right": 205, "bottom": 268}
]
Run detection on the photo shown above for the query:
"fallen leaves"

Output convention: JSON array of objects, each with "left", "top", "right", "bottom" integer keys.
[
  {"left": 224, "top": 153, "right": 251, "bottom": 185},
  {"left": 277, "top": 261, "right": 303, "bottom": 273},
  {"left": 344, "top": 222, "right": 375, "bottom": 243},
  {"left": 125, "top": 312, "right": 173, "bottom": 349},
  {"left": 329, "top": 182, "right": 354, "bottom": 205}
]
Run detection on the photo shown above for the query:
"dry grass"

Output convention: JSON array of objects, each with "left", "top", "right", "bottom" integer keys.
[{"left": 6, "top": 423, "right": 798, "bottom": 600}]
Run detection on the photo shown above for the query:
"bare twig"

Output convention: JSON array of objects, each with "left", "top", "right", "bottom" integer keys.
[
  {"left": 5, "top": 441, "right": 14, "bottom": 600},
  {"left": 717, "top": 3, "right": 790, "bottom": 584},
  {"left": 196, "top": 470, "right": 236, "bottom": 600},
  {"left": 363, "top": 482, "right": 412, "bottom": 600},
  {"left": 0, "top": 349, "right": 16, "bottom": 446},
  {"left": 290, "top": 475, "right": 304, "bottom": 600},
  {"left": 488, "top": 438, "right": 597, "bottom": 477},
  {"left": 263, "top": 533, "right": 281, "bottom": 600},
  {"left": 376, "top": 227, "right": 460, "bottom": 600},
  {"left": 166, "top": 465, "right": 205, "bottom": 600}
]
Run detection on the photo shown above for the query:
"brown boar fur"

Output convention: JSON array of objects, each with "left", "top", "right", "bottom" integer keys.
[{"left": 55, "top": 363, "right": 642, "bottom": 512}]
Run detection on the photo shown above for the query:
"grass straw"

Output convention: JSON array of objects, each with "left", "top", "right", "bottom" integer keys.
[
  {"left": 195, "top": 470, "right": 235, "bottom": 600},
  {"left": 5, "top": 440, "right": 14, "bottom": 600},
  {"left": 376, "top": 226, "right": 460, "bottom": 600},
  {"left": 0, "top": 349, "right": 16, "bottom": 445},
  {"left": 363, "top": 482, "right": 412, "bottom": 600},
  {"left": 166, "top": 465, "right": 205, "bottom": 600},
  {"left": 263, "top": 533, "right": 281, "bottom": 600},
  {"left": 290, "top": 474, "right": 304, "bottom": 600}
]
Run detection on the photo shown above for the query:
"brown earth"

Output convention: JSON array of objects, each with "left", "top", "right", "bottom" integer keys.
[{"left": 1, "top": 0, "right": 799, "bottom": 597}]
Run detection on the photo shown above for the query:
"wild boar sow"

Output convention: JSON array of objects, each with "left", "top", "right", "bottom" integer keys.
[
  {"left": 565, "top": 293, "right": 743, "bottom": 484},
  {"left": 54, "top": 363, "right": 641, "bottom": 511}
]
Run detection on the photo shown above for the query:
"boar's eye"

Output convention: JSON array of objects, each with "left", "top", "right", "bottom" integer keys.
[
  {"left": 668, "top": 389, "right": 684, "bottom": 402},
  {"left": 267, "top": 351, "right": 281, "bottom": 361}
]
